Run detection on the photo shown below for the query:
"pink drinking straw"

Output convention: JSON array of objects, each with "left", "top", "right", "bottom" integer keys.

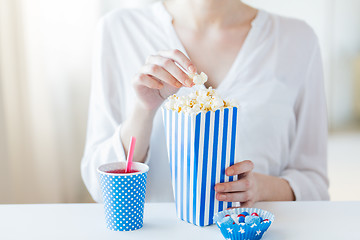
[{"left": 126, "top": 136, "right": 136, "bottom": 173}]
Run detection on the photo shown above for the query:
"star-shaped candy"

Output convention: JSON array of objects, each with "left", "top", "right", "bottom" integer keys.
[
  {"left": 226, "top": 228, "right": 233, "bottom": 234},
  {"left": 239, "top": 227, "right": 245, "bottom": 234},
  {"left": 256, "top": 230, "right": 261, "bottom": 236}
]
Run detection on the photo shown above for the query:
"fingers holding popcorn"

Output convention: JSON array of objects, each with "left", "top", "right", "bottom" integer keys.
[
  {"left": 158, "top": 49, "right": 196, "bottom": 74},
  {"left": 141, "top": 63, "right": 182, "bottom": 88},
  {"left": 146, "top": 55, "right": 193, "bottom": 87},
  {"left": 133, "top": 49, "right": 199, "bottom": 110}
]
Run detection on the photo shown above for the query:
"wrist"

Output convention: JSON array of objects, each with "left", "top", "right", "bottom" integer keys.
[
  {"left": 133, "top": 101, "right": 157, "bottom": 121},
  {"left": 122, "top": 101, "right": 156, "bottom": 138},
  {"left": 254, "top": 173, "right": 295, "bottom": 202},
  {"left": 254, "top": 172, "right": 266, "bottom": 202},
  {"left": 120, "top": 101, "right": 156, "bottom": 163}
]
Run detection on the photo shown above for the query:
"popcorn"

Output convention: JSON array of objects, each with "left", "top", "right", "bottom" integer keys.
[
  {"left": 190, "top": 72, "right": 208, "bottom": 85},
  {"left": 164, "top": 87, "right": 238, "bottom": 114}
]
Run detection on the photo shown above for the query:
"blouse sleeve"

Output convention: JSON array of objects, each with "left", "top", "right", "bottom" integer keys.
[
  {"left": 81, "top": 17, "right": 150, "bottom": 203},
  {"left": 280, "top": 39, "right": 330, "bottom": 201}
]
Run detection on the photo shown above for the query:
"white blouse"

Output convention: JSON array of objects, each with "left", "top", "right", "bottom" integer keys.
[{"left": 81, "top": 1, "right": 329, "bottom": 203}]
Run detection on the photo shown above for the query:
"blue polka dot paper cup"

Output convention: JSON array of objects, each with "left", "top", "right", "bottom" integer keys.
[
  {"left": 213, "top": 208, "right": 274, "bottom": 240},
  {"left": 98, "top": 162, "right": 149, "bottom": 231}
]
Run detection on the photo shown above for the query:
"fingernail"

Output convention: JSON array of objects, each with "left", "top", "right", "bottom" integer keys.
[
  {"left": 227, "top": 169, "right": 234, "bottom": 176},
  {"left": 219, "top": 194, "right": 226, "bottom": 201},
  {"left": 185, "top": 79, "right": 193, "bottom": 87},
  {"left": 176, "top": 82, "right": 182, "bottom": 88},
  {"left": 216, "top": 185, "right": 224, "bottom": 191},
  {"left": 188, "top": 65, "right": 195, "bottom": 73}
]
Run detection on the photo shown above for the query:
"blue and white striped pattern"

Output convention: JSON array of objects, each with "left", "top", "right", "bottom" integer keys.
[{"left": 162, "top": 107, "right": 239, "bottom": 226}]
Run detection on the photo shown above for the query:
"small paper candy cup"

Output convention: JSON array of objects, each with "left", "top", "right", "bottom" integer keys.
[
  {"left": 98, "top": 162, "right": 149, "bottom": 231},
  {"left": 213, "top": 208, "right": 275, "bottom": 240},
  {"left": 162, "top": 107, "right": 239, "bottom": 226}
]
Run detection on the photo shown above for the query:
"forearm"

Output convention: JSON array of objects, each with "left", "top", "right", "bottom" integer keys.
[
  {"left": 255, "top": 172, "right": 295, "bottom": 202},
  {"left": 120, "top": 101, "right": 156, "bottom": 163}
]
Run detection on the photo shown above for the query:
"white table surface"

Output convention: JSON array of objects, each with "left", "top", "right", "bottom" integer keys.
[{"left": 0, "top": 201, "right": 359, "bottom": 240}]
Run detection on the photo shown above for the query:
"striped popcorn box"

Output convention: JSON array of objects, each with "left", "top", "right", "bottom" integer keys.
[{"left": 162, "top": 107, "right": 239, "bottom": 227}]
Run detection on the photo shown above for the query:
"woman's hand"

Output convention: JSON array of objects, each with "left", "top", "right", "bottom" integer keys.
[
  {"left": 214, "top": 160, "right": 296, "bottom": 207},
  {"left": 133, "top": 49, "right": 196, "bottom": 111},
  {"left": 122, "top": 49, "right": 196, "bottom": 163},
  {"left": 214, "top": 160, "right": 260, "bottom": 208}
]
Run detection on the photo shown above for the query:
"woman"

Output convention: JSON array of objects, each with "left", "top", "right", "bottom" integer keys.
[{"left": 81, "top": 0, "right": 329, "bottom": 206}]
